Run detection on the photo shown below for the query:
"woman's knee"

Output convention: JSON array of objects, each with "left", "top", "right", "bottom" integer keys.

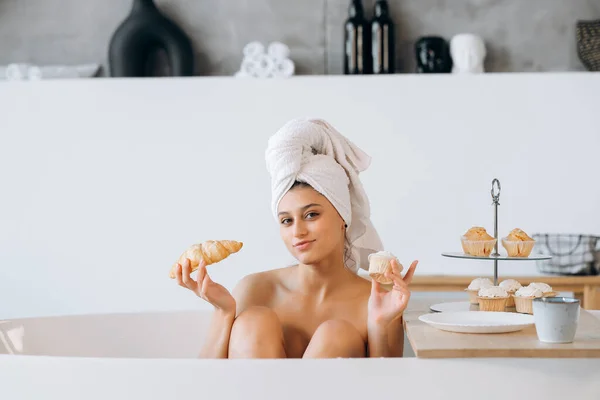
[
  {"left": 304, "top": 319, "right": 365, "bottom": 358},
  {"left": 228, "top": 306, "right": 285, "bottom": 358}
]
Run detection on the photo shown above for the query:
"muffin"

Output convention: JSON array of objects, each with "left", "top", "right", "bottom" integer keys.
[
  {"left": 465, "top": 277, "right": 493, "bottom": 304},
  {"left": 527, "top": 282, "right": 558, "bottom": 298},
  {"left": 461, "top": 227, "right": 497, "bottom": 257},
  {"left": 513, "top": 286, "right": 544, "bottom": 314},
  {"left": 501, "top": 228, "right": 535, "bottom": 257},
  {"left": 499, "top": 279, "right": 522, "bottom": 307},
  {"left": 368, "top": 251, "right": 402, "bottom": 284},
  {"left": 477, "top": 286, "right": 510, "bottom": 312}
]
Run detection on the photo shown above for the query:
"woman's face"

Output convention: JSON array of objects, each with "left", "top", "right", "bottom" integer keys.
[{"left": 277, "top": 185, "right": 346, "bottom": 265}]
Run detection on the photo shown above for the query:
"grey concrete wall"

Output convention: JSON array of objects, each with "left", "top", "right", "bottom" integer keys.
[{"left": 0, "top": 0, "right": 598, "bottom": 76}]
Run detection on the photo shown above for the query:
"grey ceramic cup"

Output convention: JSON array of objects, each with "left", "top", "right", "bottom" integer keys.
[{"left": 532, "top": 297, "right": 580, "bottom": 343}]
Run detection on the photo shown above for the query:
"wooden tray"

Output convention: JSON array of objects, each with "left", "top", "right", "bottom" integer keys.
[{"left": 404, "top": 305, "right": 600, "bottom": 358}]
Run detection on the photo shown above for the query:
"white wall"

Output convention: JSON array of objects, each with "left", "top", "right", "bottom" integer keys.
[{"left": 1, "top": 73, "right": 598, "bottom": 319}]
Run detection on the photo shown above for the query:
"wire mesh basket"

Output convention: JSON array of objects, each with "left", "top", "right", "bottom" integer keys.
[
  {"left": 576, "top": 19, "right": 600, "bottom": 71},
  {"left": 532, "top": 234, "right": 600, "bottom": 276}
]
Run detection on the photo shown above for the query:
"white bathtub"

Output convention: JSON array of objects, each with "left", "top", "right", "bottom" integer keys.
[
  {"left": 1, "top": 309, "right": 599, "bottom": 399},
  {"left": 3, "top": 308, "right": 599, "bottom": 359},
  {"left": 0, "top": 309, "right": 212, "bottom": 358}
]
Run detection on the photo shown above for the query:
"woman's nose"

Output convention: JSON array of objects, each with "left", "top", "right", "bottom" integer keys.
[{"left": 293, "top": 220, "right": 308, "bottom": 237}]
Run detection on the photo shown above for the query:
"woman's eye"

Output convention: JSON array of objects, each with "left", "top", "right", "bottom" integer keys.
[
  {"left": 305, "top": 212, "right": 319, "bottom": 219},
  {"left": 281, "top": 218, "right": 292, "bottom": 225}
]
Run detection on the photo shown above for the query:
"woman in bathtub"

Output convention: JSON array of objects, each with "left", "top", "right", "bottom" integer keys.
[{"left": 174, "top": 118, "right": 418, "bottom": 359}]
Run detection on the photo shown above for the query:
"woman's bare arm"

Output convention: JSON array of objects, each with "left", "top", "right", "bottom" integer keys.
[
  {"left": 367, "top": 259, "right": 417, "bottom": 358},
  {"left": 386, "top": 315, "right": 404, "bottom": 357},
  {"left": 367, "top": 314, "right": 404, "bottom": 358}
]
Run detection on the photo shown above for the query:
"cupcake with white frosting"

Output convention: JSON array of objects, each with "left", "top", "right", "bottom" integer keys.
[
  {"left": 477, "top": 286, "right": 510, "bottom": 312},
  {"left": 368, "top": 251, "right": 401, "bottom": 284},
  {"left": 527, "top": 282, "right": 558, "bottom": 298},
  {"left": 513, "top": 286, "right": 544, "bottom": 314},
  {"left": 499, "top": 279, "right": 522, "bottom": 307},
  {"left": 465, "top": 277, "right": 493, "bottom": 305}
]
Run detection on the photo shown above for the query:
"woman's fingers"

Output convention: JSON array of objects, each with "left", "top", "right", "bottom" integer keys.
[
  {"left": 196, "top": 258, "right": 208, "bottom": 286},
  {"left": 175, "top": 263, "right": 186, "bottom": 288},
  {"left": 393, "top": 282, "right": 411, "bottom": 297},
  {"left": 387, "top": 274, "right": 410, "bottom": 299},
  {"left": 386, "top": 270, "right": 408, "bottom": 291},
  {"left": 402, "top": 260, "right": 419, "bottom": 284},
  {"left": 371, "top": 276, "right": 382, "bottom": 296},
  {"left": 181, "top": 258, "right": 195, "bottom": 289},
  {"left": 385, "top": 262, "right": 403, "bottom": 284},
  {"left": 390, "top": 259, "right": 403, "bottom": 276},
  {"left": 385, "top": 266, "right": 411, "bottom": 299}
]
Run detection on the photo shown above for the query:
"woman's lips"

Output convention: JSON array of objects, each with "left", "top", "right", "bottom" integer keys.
[{"left": 294, "top": 240, "right": 315, "bottom": 251}]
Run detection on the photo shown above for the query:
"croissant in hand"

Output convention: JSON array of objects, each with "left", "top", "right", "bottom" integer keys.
[{"left": 169, "top": 240, "right": 243, "bottom": 279}]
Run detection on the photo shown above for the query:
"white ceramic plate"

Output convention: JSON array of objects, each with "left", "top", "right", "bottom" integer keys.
[
  {"left": 418, "top": 311, "right": 534, "bottom": 334},
  {"left": 430, "top": 301, "right": 518, "bottom": 313},
  {"left": 429, "top": 301, "right": 479, "bottom": 313}
]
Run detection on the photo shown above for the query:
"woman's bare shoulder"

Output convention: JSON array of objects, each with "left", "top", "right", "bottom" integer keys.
[
  {"left": 233, "top": 269, "right": 280, "bottom": 292},
  {"left": 231, "top": 267, "right": 289, "bottom": 311}
]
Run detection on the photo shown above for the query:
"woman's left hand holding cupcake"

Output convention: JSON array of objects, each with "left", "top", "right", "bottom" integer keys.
[{"left": 368, "top": 259, "right": 419, "bottom": 328}]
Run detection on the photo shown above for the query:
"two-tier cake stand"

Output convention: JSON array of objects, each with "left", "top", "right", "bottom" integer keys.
[{"left": 431, "top": 178, "right": 552, "bottom": 313}]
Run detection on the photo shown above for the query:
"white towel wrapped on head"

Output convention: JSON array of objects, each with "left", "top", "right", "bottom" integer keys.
[{"left": 265, "top": 117, "right": 384, "bottom": 273}]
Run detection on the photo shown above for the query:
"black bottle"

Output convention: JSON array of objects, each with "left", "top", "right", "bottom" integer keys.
[
  {"left": 108, "top": 0, "right": 195, "bottom": 77},
  {"left": 371, "top": 0, "right": 395, "bottom": 74},
  {"left": 344, "top": 0, "right": 371, "bottom": 74}
]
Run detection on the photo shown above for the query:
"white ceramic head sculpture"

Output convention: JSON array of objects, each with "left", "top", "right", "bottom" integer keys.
[{"left": 450, "top": 34, "right": 486, "bottom": 73}]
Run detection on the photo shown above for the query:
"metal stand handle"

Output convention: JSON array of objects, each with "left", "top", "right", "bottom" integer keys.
[{"left": 491, "top": 178, "right": 501, "bottom": 285}]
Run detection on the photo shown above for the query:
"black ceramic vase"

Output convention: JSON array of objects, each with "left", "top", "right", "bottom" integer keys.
[
  {"left": 108, "top": 0, "right": 195, "bottom": 77},
  {"left": 576, "top": 19, "right": 600, "bottom": 71},
  {"left": 415, "top": 36, "right": 452, "bottom": 73}
]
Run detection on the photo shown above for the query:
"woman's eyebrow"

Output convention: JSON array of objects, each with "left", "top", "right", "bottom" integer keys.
[{"left": 277, "top": 203, "right": 322, "bottom": 216}]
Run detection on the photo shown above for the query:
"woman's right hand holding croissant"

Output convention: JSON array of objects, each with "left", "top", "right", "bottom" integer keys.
[{"left": 175, "top": 258, "right": 236, "bottom": 315}]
